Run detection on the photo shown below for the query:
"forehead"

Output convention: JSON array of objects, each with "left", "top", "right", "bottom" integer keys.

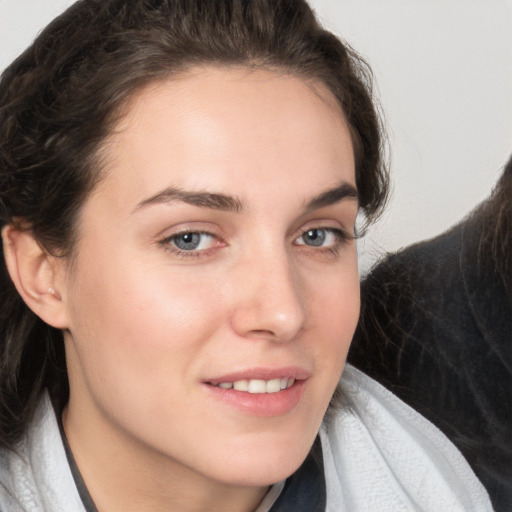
[{"left": 93, "top": 66, "right": 355, "bottom": 210}]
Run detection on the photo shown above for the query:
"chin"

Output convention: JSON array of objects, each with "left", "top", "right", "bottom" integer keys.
[{"left": 207, "top": 431, "right": 316, "bottom": 488}]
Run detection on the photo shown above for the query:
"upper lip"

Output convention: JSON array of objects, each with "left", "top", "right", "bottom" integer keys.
[{"left": 205, "top": 366, "right": 311, "bottom": 385}]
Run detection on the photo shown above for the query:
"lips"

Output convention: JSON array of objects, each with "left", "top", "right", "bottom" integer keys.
[{"left": 203, "top": 367, "right": 309, "bottom": 416}]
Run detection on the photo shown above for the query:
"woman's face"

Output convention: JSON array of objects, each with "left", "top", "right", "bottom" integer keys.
[{"left": 59, "top": 67, "right": 359, "bottom": 489}]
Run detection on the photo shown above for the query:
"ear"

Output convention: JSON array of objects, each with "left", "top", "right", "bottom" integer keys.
[{"left": 2, "top": 225, "right": 69, "bottom": 329}]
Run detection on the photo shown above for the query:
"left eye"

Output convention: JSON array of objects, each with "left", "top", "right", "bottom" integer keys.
[
  {"left": 169, "top": 232, "right": 216, "bottom": 251},
  {"left": 295, "top": 228, "right": 338, "bottom": 247}
]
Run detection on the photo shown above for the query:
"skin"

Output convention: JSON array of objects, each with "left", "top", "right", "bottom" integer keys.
[{"left": 54, "top": 66, "right": 359, "bottom": 512}]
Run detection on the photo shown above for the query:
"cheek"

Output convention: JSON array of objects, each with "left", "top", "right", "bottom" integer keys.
[
  {"left": 306, "top": 257, "right": 360, "bottom": 372},
  {"left": 65, "top": 250, "right": 226, "bottom": 398},
  {"left": 310, "top": 253, "right": 360, "bottom": 323}
]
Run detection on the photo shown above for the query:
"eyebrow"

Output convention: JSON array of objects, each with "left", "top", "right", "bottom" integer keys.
[
  {"left": 132, "top": 181, "right": 357, "bottom": 214},
  {"left": 132, "top": 187, "right": 244, "bottom": 214},
  {"left": 304, "top": 181, "right": 358, "bottom": 211}
]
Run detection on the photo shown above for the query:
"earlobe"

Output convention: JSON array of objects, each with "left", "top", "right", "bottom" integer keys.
[{"left": 2, "top": 225, "right": 69, "bottom": 329}]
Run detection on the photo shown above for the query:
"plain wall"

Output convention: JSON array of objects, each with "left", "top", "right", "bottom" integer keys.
[{"left": 1, "top": 0, "right": 511, "bottom": 273}]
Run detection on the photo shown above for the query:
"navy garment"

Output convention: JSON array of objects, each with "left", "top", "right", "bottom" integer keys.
[{"left": 349, "top": 189, "right": 512, "bottom": 512}]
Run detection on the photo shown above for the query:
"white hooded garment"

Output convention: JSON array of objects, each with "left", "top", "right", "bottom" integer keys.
[{"left": 0, "top": 365, "right": 494, "bottom": 512}]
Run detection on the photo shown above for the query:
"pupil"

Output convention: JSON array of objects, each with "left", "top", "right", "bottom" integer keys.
[
  {"left": 305, "top": 229, "right": 325, "bottom": 247},
  {"left": 174, "top": 232, "right": 201, "bottom": 250}
]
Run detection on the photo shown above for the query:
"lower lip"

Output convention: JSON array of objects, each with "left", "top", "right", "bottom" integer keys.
[{"left": 203, "top": 380, "right": 307, "bottom": 417}]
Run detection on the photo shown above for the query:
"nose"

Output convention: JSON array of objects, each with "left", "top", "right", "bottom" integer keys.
[{"left": 229, "top": 248, "right": 306, "bottom": 342}]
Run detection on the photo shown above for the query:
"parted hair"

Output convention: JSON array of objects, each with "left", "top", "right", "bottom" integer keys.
[{"left": 0, "top": 0, "right": 388, "bottom": 449}]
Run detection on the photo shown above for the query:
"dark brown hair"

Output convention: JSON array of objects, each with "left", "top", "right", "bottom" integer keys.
[
  {"left": 478, "top": 155, "right": 512, "bottom": 293},
  {"left": 0, "top": 0, "right": 388, "bottom": 449}
]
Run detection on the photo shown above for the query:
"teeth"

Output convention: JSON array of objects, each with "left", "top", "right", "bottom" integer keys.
[
  {"left": 248, "top": 380, "right": 266, "bottom": 393},
  {"left": 233, "top": 380, "right": 249, "bottom": 391},
  {"left": 265, "top": 378, "right": 281, "bottom": 393},
  {"left": 216, "top": 378, "right": 295, "bottom": 393}
]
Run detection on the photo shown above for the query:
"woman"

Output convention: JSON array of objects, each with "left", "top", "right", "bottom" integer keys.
[{"left": 0, "top": 1, "right": 492, "bottom": 511}]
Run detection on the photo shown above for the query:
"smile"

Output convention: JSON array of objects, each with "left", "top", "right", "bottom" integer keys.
[{"left": 214, "top": 378, "right": 296, "bottom": 394}]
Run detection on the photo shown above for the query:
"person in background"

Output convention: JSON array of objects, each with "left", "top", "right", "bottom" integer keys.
[{"left": 350, "top": 155, "right": 511, "bottom": 512}]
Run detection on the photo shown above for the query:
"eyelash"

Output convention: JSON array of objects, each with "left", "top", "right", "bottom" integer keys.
[{"left": 159, "top": 226, "right": 353, "bottom": 260}]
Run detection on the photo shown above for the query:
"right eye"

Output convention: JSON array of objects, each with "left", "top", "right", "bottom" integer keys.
[
  {"left": 295, "top": 227, "right": 344, "bottom": 248},
  {"left": 167, "top": 232, "right": 217, "bottom": 252}
]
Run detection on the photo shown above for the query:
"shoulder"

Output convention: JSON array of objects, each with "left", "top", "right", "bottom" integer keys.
[
  {"left": 319, "top": 365, "right": 494, "bottom": 512},
  {"left": 0, "top": 394, "right": 84, "bottom": 512}
]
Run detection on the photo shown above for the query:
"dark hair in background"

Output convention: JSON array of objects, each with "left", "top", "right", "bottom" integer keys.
[
  {"left": 477, "top": 156, "right": 511, "bottom": 295},
  {"left": 349, "top": 154, "right": 512, "bottom": 511},
  {"left": 0, "top": 0, "right": 388, "bottom": 449}
]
